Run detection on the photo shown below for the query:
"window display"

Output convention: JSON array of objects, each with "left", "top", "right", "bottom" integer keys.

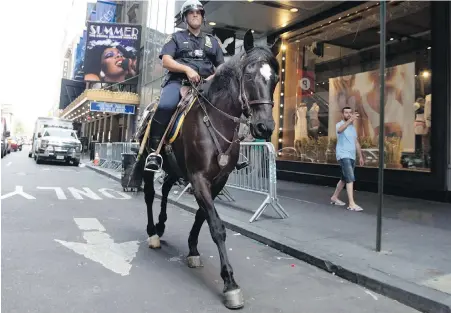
[{"left": 273, "top": 1, "right": 432, "bottom": 172}]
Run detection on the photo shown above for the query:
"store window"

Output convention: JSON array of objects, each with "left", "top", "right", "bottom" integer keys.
[{"left": 274, "top": 1, "right": 432, "bottom": 172}]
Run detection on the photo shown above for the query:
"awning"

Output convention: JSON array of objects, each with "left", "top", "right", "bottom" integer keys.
[
  {"left": 175, "top": 1, "right": 348, "bottom": 40},
  {"left": 60, "top": 89, "right": 140, "bottom": 123}
]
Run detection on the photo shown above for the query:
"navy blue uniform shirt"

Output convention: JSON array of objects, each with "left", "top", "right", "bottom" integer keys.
[{"left": 159, "top": 29, "right": 224, "bottom": 80}]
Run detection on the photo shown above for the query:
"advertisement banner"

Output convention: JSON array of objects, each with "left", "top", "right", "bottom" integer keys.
[
  {"left": 84, "top": 22, "right": 142, "bottom": 84},
  {"left": 73, "top": 31, "right": 87, "bottom": 81},
  {"left": 86, "top": 2, "right": 96, "bottom": 22},
  {"left": 328, "top": 62, "right": 415, "bottom": 153},
  {"left": 95, "top": 1, "right": 116, "bottom": 23},
  {"left": 72, "top": 40, "right": 82, "bottom": 79}
]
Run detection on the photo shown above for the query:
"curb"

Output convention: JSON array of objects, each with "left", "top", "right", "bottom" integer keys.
[{"left": 85, "top": 163, "right": 451, "bottom": 313}]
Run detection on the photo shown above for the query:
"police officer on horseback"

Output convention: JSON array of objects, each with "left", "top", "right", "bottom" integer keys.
[
  {"left": 145, "top": 0, "right": 223, "bottom": 171},
  {"left": 146, "top": 0, "right": 248, "bottom": 172}
]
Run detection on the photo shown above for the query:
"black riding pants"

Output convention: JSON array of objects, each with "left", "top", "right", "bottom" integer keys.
[{"left": 152, "top": 81, "right": 182, "bottom": 138}]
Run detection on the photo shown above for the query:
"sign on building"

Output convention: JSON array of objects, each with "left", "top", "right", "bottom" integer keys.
[
  {"left": 90, "top": 102, "right": 135, "bottom": 115},
  {"left": 83, "top": 22, "right": 142, "bottom": 84}
]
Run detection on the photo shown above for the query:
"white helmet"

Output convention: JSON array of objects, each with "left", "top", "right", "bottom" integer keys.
[{"left": 180, "top": 0, "right": 205, "bottom": 22}]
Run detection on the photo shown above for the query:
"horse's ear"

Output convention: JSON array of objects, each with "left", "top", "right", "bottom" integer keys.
[
  {"left": 270, "top": 37, "right": 282, "bottom": 57},
  {"left": 243, "top": 29, "right": 254, "bottom": 53}
]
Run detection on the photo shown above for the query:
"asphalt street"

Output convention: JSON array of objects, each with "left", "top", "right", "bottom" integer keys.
[{"left": 1, "top": 147, "right": 420, "bottom": 313}]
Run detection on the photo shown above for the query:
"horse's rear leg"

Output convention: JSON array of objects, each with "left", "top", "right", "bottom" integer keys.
[
  {"left": 156, "top": 174, "right": 177, "bottom": 237},
  {"left": 191, "top": 175, "right": 244, "bottom": 309},
  {"left": 143, "top": 171, "right": 160, "bottom": 249}
]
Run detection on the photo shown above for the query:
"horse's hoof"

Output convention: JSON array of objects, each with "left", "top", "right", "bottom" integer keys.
[
  {"left": 224, "top": 289, "right": 244, "bottom": 310},
  {"left": 147, "top": 235, "right": 161, "bottom": 249},
  {"left": 187, "top": 256, "right": 203, "bottom": 268}
]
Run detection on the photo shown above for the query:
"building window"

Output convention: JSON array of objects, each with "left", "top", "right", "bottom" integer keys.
[{"left": 274, "top": 1, "right": 433, "bottom": 172}]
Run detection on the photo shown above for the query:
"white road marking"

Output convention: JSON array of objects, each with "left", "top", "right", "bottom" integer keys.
[
  {"left": 259, "top": 63, "right": 272, "bottom": 82},
  {"left": 6, "top": 162, "right": 12, "bottom": 167},
  {"left": 37, "top": 187, "right": 67, "bottom": 200},
  {"left": 74, "top": 218, "right": 106, "bottom": 231},
  {"left": 68, "top": 187, "right": 102, "bottom": 200},
  {"left": 55, "top": 218, "right": 139, "bottom": 276},
  {"left": 98, "top": 188, "right": 131, "bottom": 200},
  {"left": 1, "top": 186, "right": 36, "bottom": 200}
]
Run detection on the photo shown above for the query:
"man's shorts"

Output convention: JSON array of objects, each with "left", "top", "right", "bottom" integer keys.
[{"left": 339, "top": 158, "right": 355, "bottom": 183}]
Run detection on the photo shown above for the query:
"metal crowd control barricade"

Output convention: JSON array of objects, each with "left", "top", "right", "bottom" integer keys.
[
  {"left": 94, "top": 142, "right": 140, "bottom": 172},
  {"left": 176, "top": 142, "right": 288, "bottom": 223}
]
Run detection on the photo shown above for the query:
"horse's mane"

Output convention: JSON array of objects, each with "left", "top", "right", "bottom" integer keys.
[{"left": 205, "top": 46, "right": 279, "bottom": 102}]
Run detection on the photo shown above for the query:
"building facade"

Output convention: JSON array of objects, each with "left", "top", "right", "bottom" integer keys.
[{"left": 168, "top": 1, "right": 450, "bottom": 202}]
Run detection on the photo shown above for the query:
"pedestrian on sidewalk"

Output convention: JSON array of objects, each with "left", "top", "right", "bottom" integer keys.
[{"left": 330, "top": 107, "right": 364, "bottom": 211}]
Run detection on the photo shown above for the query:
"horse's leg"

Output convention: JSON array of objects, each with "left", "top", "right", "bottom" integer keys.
[
  {"left": 187, "top": 208, "right": 206, "bottom": 267},
  {"left": 187, "top": 181, "right": 224, "bottom": 267},
  {"left": 143, "top": 170, "right": 160, "bottom": 249},
  {"left": 191, "top": 174, "right": 244, "bottom": 309},
  {"left": 156, "top": 174, "right": 177, "bottom": 237}
]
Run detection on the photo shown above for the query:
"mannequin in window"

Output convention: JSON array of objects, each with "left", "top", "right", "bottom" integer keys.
[
  {"left": 308, "top": 102, "right": 320, "bottom": 140},
  {"left": 295, "top": 102, "right": 308, "bottom": 142}
]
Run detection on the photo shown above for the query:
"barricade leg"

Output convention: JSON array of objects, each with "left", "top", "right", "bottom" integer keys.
[
  {"left": 249, "top": 195, "right": 271, "bottom": 223},
  {"left": 274, "top": 200, "right": 289, "bottom": 218},
  {"left": 249, "top": 195, "right": 289, "bottom": 223},
  {"left": 175, "top": 183, "right": 191, "bottom": 201}
]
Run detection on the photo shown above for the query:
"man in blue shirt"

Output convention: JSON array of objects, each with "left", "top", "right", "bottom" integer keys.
[{"left": 330, "top": 106, "right": 364, "bottom": 211}]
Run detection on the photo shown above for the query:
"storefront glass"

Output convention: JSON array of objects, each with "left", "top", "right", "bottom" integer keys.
[{"left": 274, "top": 1, "right": 432, "bottom": 172}]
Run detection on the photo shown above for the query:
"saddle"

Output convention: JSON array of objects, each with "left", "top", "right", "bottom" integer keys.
[{"left": 133, "top": 80, "right": 211, "bottom": 146}]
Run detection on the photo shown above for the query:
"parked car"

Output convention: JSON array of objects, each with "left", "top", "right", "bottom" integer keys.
[
  {"left": 32, "top": 127, "right": 82, "bottom": 166},
  {"left": 9, "top": 138, "right": 22, "bottom": 152}
]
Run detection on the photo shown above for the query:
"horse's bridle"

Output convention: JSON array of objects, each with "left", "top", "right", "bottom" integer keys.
[{"left": 239, "top": 63, "right": 275, "bottom": 119}]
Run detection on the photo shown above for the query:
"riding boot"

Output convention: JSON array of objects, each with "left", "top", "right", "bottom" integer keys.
[
  {"left": 235, "top": 161, "right": 249, "bottom": 170},
  {"left": 145, "top": 120, "right": 165, "bottom": 171}
]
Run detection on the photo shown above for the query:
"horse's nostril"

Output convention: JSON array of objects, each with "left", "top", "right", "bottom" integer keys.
[{"left": 257, "top": 123, "right": 267, "bottom": 133}]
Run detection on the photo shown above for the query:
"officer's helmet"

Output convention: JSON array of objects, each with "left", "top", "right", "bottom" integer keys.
[{"left": 181, "top": 0, "right": 205, "bottom": 22}]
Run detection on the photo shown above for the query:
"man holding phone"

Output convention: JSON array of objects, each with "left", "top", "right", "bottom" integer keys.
[{"left": 330, "top": 107, "right": 364, "bottom": 211}]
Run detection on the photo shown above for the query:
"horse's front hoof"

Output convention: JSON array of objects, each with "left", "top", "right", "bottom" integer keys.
[
  {"left": 224, "top": 289, "right": 244, "bottom": 310},
  {"left": 187, "top": 255, "right": 203, "bottom": 268},
  {"left": 147, "top": 235, "right": 161, "bottom": 249}
]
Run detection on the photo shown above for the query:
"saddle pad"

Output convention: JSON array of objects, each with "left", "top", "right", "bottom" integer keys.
[{"left": 167, "top": 95, "right": 198, "bottom": 144}]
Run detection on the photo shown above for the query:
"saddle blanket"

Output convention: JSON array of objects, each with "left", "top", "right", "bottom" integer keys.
[{"left": 167, "top": 94, "right": 197, "bottom": 143}]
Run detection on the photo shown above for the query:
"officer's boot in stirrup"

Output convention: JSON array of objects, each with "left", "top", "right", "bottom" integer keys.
[{"left": 145, "top": 137, "right": 163, "bottom": 171}]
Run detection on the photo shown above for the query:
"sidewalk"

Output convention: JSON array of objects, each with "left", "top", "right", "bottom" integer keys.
[{"left": 84, "top": 160, "right": 451, "bottom": 313}]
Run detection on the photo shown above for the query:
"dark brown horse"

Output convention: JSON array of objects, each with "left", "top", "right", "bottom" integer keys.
[{"left": 137, "top": 30, "right": 281, "bottom": 309}]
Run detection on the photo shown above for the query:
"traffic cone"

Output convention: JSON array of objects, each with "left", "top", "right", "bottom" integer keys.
[{"left": 93, "top": 152, "right": 100, "bottom": 166}]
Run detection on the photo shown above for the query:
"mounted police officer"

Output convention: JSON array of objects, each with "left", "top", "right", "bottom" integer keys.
[{"left": 146, "top": 0, "right": 248, "bottom": 172}]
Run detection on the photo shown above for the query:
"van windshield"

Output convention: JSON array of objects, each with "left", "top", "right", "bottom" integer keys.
[{"left": 43, "top": 129, "right": 77, "bottom": 139}]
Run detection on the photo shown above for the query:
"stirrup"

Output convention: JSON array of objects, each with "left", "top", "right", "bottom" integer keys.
[{"left": 144, "top": 152, "right": 163, "bottom": 172}]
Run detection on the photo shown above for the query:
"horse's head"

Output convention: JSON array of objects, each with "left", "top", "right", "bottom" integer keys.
[{"left": 240, "top": 30, "right": 282, "bottom": 140}]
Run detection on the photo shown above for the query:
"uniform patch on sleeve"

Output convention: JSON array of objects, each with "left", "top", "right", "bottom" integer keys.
[{"left": 164, "top": 35, "right": 173, "bottom": 44}]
